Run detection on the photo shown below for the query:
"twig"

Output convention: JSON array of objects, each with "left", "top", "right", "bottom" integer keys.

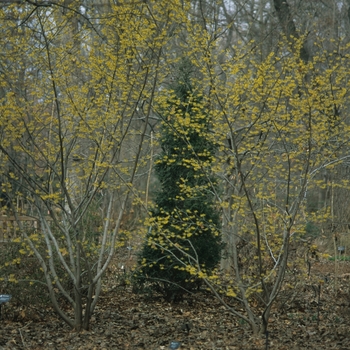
[
  {"left": 316, "top": 284, "right": 321, "bottom": 326},
  {"left": 18, "top": 329, "right": 26, "bottom": 348},
  {"left": 18, "top": 321, "right": 32, "bottom": 349}
]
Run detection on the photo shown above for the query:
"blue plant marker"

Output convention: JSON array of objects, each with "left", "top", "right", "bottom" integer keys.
[
  {"left": 0, "top": 294, "right": 12, "bottom": 318},
  {"left": 338, "top": 246, "right": 345, "bottom": 254},
  {"left": 0, "top": 295, "right": 12, "bottom": 304},
  {"left": 169, "top": 341, "right": 181, "bottom": 349}
]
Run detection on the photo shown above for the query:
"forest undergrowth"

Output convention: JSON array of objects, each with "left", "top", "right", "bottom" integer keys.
[{"left": 1, "top": 256, "right": 350, "bottom": 350}]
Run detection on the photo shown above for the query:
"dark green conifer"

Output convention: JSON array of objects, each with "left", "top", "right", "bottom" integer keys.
[{"left": 135, "top": 61, "right": 222, "bottom": 300}]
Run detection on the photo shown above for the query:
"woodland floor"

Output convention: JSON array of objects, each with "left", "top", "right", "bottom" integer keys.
[{"left": 1, "top": 260, "right": 350, "bottom": 350}]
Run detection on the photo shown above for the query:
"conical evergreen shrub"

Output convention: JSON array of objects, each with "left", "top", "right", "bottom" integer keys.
[{"left": 135, "top": 61, "right": 222, "bottom": 301}]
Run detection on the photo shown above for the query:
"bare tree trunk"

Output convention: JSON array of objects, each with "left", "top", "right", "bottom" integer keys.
[{"left": 273, "top": 0, "right": 310, "bottom": 62}]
